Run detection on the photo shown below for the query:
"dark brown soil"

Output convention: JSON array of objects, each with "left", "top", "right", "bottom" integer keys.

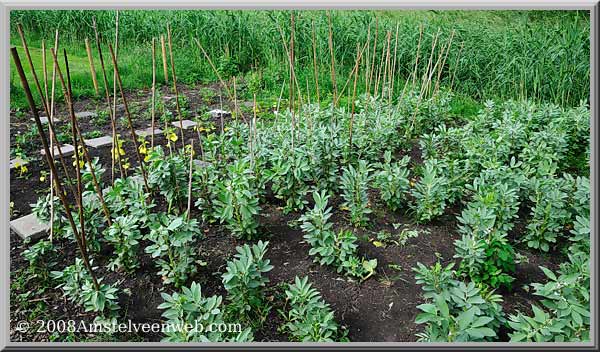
[{"left": 9, "top": 84, "right": 565, "bottom": 342}]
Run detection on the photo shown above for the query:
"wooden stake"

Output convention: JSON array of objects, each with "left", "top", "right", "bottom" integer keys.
[
  {"left": 411, "top": 24, "right": 424, "bottom": 90},
  {"left": 327, "top": 11, "right": 337, "bottom": 106},
  {"left": 11, "top": 47, "right": 99, "bottom": 291},
  {"left": 108, "top": 44, "right": 150, "bottom": 192},
  {"left": 151, "top": 37, "right": 157, "bottom": 148},
  {"left": 161, "top": 35, "right": 169, "bottom": 83},
  {"left": 274, "top": 22, "right": 303, "bottom": 108},
  {"left": 390, "top": 23, "right": 399, "bottom": 105},
  {"left": 17, "top": 24, "right": 75, "bottom": 195},
  {"left": 311, "top": 20, "right": 320, "bottom": 106},
  {"left": 368, "top": 17, "right": 379, "bottom": 97},
  {"left": 289, "top": 12, "right": 296, "bottom": 149},
  {"left": 85, "top": 38, "right": 99, "bottom": 95},
  {"left": 334, "top": 41, "right": 368, "bottom": 107},
  {"left": 42, "top": 40, "right": 48, "bottom": 102},
  {"left": 166, "top": 24, "right": 185, "bottom": 146},
  {"left": 434, "top": 30, "right": 455, "bottom": 96},
  {"left": 42, "top": 37, "right": 53, "bottom": 242},
  {"left": 186, "top": 139, "right": 194, "bottom": 221},
  {"left": 364, "top": 22, "right": 371, "bottom": 93},
  {"left": 50, "top": 47, "right": 112, "bottom": 227},
  {"left": 112, "top": 12, "right": 125, "bottom": 180},
  {"left": 49, "top": 30, "right": 60, "bottom": 242},
  {"left": 450, "top": 42, "right": 464, "bottom": 92},
  {"left": 92, "top": 17, "right": 124, "bottom": 184},
  {"left": 349, "top": 42, "right": 360, "bottom": 157},
  {"left": 193, "top": 38, "right": 234, "bottom": 102}
]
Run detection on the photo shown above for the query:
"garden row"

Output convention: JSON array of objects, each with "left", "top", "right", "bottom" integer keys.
[{"left": 17, "top": 89, "right": 590, "bottom": 342}]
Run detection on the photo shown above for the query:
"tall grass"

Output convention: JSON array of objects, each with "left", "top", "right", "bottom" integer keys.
[{"left": 10, "top": 10, "right": 590, "bottom": 109}]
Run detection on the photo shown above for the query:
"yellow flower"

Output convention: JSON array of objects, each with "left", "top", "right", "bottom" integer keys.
[
  {"left": 224, "top": 127, "right": 230, "bottom": 132},
  {"left": 40, "top": 175, "right": 46, "bottom": 182},
  {"left": 19, "top": 165, "right": 28, "bottom": 175},
  {"left": 123, "top": 163, "right": 130, "bottom": 170},
  {"left": 139, "top": 144, "right": 147, "bottom": 155},
  {"left": 168, "top": 132, "right": 178, "bottom": 142},
  {"left": 144, "top": 155, "right": 151, "bottom": 162},
  {"left": 372, "top": 241, "right": 385, "bottom": 248}
]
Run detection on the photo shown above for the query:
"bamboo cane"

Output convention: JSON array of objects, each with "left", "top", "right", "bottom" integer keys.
[
  {"left": 92, "top": 17, "right": 124, "bottom": 184},
  {"left": 326, "top": 11, "right": 337, "bottom": 106},
  {"left": 186, "top": 139, "right": 194, "bottom": 221},
  {"left": 11, "top": 47, "right": 100, "bottom": 291},
  {"left": 166, "top": 24, "right": 185, "bottom": 146},
  {"left": 17, "top": 24, "right": 76, "bottom": 196},
  {"left": 161, "top": 35, "right": 169, "bottom": 83},
  {"left": 151, "top": 38, "right": 157, "bottom": 148},
  {"left": 108, "top": 44, "right": 150, "bottom": 193},
  {"left": 368, "top": 17, "right": 379, "bottom": 97},
  {"left": 85, "top": 38, "right": 100, "bottom": 95},
  {"left": 349, "top": 42, "right": 360, "bottom": 157},
  {"left": 58, "top": 49, "right": 112, "bottom": 227},
  {"left": 311, "top": 20, "right": 320, "bottom": 106}
]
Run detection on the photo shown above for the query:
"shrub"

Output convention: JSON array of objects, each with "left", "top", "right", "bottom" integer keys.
[
  {"left": 454, "top": 205, "right": 515, "bottom": 289},
  {"left": 22, "top": 239, "right": 56, "bottom": 283},
  {"left": 104, "top": 176, "right": 155, "bottom": 228}
]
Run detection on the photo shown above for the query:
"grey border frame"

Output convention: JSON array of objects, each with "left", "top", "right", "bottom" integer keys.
[{"left": 1, "top": 1, "right": 598, "bottom": 351}]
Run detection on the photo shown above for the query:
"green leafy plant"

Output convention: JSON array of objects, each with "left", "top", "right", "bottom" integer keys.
[
  {"left": 525, "top": 176, "right": 571, "bottom": 252},
  {"left": 51, "top": 259, "right": 120, "bottom": 319},
  {"left": 340, "top": 160, "right": 373, "bottom": 227},
  {"left": 280, "top": 276, "right": 348, "bottom": 342},
  {"left": 103, "top": 215, "right": 143, "bottom": 273},
  {"left": 146, "top": 145, "right": 188, "bottom": 213},
  {"left": 222, "top": 240, "right": 273, "bottom": 326},
  {"left": 569, "top": 214, "right": 589, "bottom": 256},
  {"left": 373, "top": 152, "right": 410, "bottom": 212},
  {"left": 266, "top": 147, "right": 311, "bottom": 213},
  {"left": 158, "top": 281, "right": 253, "bottom": 342},
  {"left": 31, "top": 193, "right": 65, "bottom": 237},
  {"left": 145, "top": 213, "right": 202, "bottom": 287},
  {"left": 508, "top": 253, "right": 590, "bottom": 342},
  {"left": 413, "top": 262, "right": 504, "bottom": 342},
  {"left": 411, "top": 159, "right": 449, "bottom": 223},
  {"left": 373, "top": 227, "right": 421, "bottom": 248},
  {"left": 22, "top": 239, "right": 56, "bottom": 283},
  {"left": 214, "top": 159, "right": 261, "bottom": 239},
  {"left": 104, "top": 176, "right": 156, "bottom": 227},
  {"left": 300, "top": 190, "right": 377, "bottom": 281},
  {"left": 454, "top": 206, "right": 516, "bottom": 289}
]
